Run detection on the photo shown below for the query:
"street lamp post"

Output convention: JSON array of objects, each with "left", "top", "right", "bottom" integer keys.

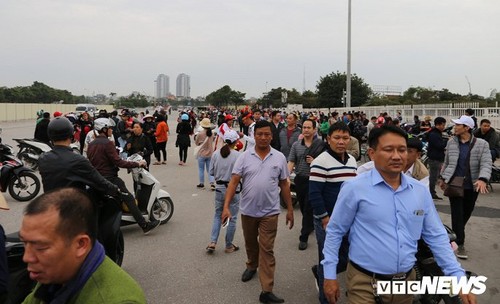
[{"left": 346, "top": 0, "right": 352, "bottom": 108}]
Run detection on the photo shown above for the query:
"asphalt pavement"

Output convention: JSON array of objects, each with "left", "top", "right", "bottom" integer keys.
[{"left": 0, "top": 117, "right": 499, "bottom": 303}]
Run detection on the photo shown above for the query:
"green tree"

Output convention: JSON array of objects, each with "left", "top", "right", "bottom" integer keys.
[
  {"left": 316, "top": 71, "right": 371, "bottom": 108},
  {"left": 205, "top": 85, "right": 246, "bottom": 108}
]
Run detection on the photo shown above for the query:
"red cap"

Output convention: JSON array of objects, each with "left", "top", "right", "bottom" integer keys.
[
  {"left": 53, "top": 111, "right": 63, "bottom": 117},
  {"left": 225, "top": 114, "right": 234, "bottom": 121}
]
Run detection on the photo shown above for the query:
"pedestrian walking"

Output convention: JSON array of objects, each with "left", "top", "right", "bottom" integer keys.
[
  {"left": 278, "top": 113, "right": 301, "bottom": 159},
  {"left": 287, "top": 119, "right": 325, "bottom": 251},
  {"left": 439, "top": 115, "right": 492, "bottom": 260},
  {"left": 176, "top": 113, "right": 192, "bottom": 165},
  {"left": 322, "top": 125, "right": 474, "bottom": 304},
  {"left": 206, "top": 130, "right": 241, "bottom": 254},
  {"left": 221, "top": 120, "right": 294, "bottom": 304},
  {"left": 194, "top": 118, "right": 215, "bottom": 189},
  {"left": 309, "top": 122, "right": 357, "bottom": 304},
  {"left": 427, "top": 117, "right": 448, "bottom": 199}
]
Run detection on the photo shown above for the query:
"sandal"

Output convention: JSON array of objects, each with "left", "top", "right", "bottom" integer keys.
[
  {"left": 206, "top": 242, "right": 216, "bottom": 253},
  {"left": 225, "top": 244, "right": 239, "bottom": 253},
  {"left": 153, "top": 161, "right": 161, "bottom": 165}
]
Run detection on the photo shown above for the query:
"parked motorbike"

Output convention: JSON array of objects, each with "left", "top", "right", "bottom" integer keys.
[
  {"left": 3, "top": 193, "right": 125, "bottom": 304},
  {"left": 413, "top": 224, "right": 475, "bottom": 304},
  {"left": 122, "top": 154, "right": 174, "bottom": 225},
  {"left": 13, "top": 138, "right": 80, "bottom": 171},
  {"left": 0, "top": 131, "right": 41, "bottom": 202}
]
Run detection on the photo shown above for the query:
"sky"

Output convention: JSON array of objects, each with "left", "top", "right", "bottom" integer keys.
[{"left": 1, "top": 0, "right": 499, "bottom": 99}]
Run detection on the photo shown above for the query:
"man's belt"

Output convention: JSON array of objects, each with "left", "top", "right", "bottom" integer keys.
[
  {"left": 350, "top": 261, "right": 411, "bottom": 281},
  {"left": 216, "top": 180, "right": 229, "bottom": 185}
]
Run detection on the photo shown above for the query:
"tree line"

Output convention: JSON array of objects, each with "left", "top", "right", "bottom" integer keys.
[{"left": 3, "top": 74, "right": 497, "bottom": 109}]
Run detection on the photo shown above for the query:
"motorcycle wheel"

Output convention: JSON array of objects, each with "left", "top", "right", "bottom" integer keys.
[
  {"left": 150, "top": 197, "right": 174, "bottom": 225},
  {"left": 8, "top": 171, "right": 41, "bottom": 202},
  {"left": 114, "top": 230, "right": 125, "bottom": 266}
]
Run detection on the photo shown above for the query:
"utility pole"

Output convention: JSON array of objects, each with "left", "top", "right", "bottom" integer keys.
[{"left": 346, "top": 0, "right": 352, "bottom": 108}]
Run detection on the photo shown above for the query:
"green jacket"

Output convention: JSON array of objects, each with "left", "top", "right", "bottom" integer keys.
[{"left": 22, "top": 257, "right": 146, "bottom": 304}]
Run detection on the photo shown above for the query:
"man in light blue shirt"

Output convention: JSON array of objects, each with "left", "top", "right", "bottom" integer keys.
[{"left": 322, "top": 125, "right": 475, "bottom": 304}]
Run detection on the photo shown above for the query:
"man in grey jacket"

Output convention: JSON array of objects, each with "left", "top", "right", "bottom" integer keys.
[{"left": 439, "top": 115, "right": 492, "bottom": 260}]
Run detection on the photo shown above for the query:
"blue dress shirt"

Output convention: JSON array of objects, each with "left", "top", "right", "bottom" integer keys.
[{"left": 322, "top": 169, "right": 465, "bottom": 280}]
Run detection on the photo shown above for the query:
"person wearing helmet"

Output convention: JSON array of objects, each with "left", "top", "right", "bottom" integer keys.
[
  {"left": 176, "top": 113, "right": 192, "bottom": 165},
  {"left": 38, "top": 117, "right": 120, "bottom": 196},
  {"left": 87, "top": 120, "right": 160, "bottom": 234},
  {"left": 82, "top": 117, "right": 116, "bottom": 156}
]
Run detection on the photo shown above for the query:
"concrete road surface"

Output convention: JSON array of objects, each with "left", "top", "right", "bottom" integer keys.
[{"left": 0, "top": 117, "right": 499, "bottom": 303}]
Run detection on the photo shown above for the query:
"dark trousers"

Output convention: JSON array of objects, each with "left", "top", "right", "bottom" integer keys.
[
  {"left": 294, "top": 175, "right": 314, "bottom": 242},
  {"left": 106, "top": 176, "right": 146, "bottom": 226},
  {"left": 449, "top": 189, "right": 479, "bottom": 246},
  {"left": 314, "top": 218, "right": 349, "bottom": 304},
  {"left": 155, "top": 141, "right": 167, "bottom": 162},
  {"left": 179, "top": 146, "right": 188, "bottom": 163},
  {"left": 427, "top": 159, "right": 442, "bottom": 195}
]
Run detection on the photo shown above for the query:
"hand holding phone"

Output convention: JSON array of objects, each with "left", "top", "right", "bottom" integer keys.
[{"left": 222, "top": 218, "right": 230, "bottom": 229}]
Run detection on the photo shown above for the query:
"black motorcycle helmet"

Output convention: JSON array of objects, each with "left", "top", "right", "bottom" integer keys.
[{"left": 48, "top": 117, "right": 74, "bottom": 141}]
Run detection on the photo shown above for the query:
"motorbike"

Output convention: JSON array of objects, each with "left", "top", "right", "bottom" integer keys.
[
  {"left": 122, "top": 154, "right": 174, "bottom": 225},
  {"left": 279, "top": 173, "right": 298, "bottom": 209},
  {"left": 3, "top": 193, "right": 125, "bottom": 304},
  {"left": 412, "top": 224, "right": 476, "bottom": 304},
  {"left": 13, "top": 138, "right": 80, "bottom": 171},
  {"left": 0, "top": 131, "right": 41, "bottom": 202}
]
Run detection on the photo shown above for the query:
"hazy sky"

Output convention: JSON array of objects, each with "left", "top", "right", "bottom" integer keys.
[{"left": 1, "top": 0, "right": 499, "bottom": 99}]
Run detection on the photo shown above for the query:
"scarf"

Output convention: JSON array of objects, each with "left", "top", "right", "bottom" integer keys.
[{"left": 34, "top": 241, "right": 106, "bottom": 304}]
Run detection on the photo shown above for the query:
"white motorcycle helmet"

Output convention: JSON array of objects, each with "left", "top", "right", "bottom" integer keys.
[{"left": 94, "top": 117, "right": 116, "bottom": 132}]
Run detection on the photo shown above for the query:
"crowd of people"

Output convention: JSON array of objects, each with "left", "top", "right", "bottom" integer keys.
[{"left": 1, "top": 104, "right": 498, "bottom": 303}]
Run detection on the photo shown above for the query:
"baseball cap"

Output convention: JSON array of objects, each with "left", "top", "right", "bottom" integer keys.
[
  {"left": 223, "top": 130, "right": 240, "bottom": 144},
  {"left": 0, "top": 192, "right": 9, "bottom": 210},
  {"left": 451, "top": 115, "right": 475, "bottom": 129}
]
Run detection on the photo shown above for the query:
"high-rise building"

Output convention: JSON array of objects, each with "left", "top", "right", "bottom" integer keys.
[
  {"left": 176, "top": 73, "right": 190, "bottom": 99},
  {"left": 156, "top": 74, "right": 169, "bottom": 99}
]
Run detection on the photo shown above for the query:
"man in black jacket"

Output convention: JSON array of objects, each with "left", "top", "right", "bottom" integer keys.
[
  {"left": 88, "top": 119, "right": 159, "bottom": 234},
  {"left": 427, "top": 117, "right": 448, "bottom": 200},
  {"left": 40, "top": 117, "right": 159, "bottom": 232},
  {"left": 34, "top": 112, "right": 51, "bottom": 144},
  {"left": 474, "top": 119, "right": 500, "bottom": 161}
]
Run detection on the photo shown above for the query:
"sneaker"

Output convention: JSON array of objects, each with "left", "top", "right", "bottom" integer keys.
[
  {"left": 142, "top": 220, "right": 160, "bottom": 235},
  {"left": 456, "top": 245, "right": 468, "bottom": 259},
  {"left": 311, "top": 265, "right": 319, "bottom": 292},
  {"left": 196, "top": 184, "right": 205, "bottom": 189},
  {"left": 210, "top": 184, "right": 216, "bottom": 191}
]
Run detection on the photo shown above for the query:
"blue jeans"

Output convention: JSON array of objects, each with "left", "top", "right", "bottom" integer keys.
[
  {"left": 210, "top": 188, "right": 240, "bottom": 248},
  {"left": 197, "top": 156, "right": 215, "bottom": 184},
  {"left": 314, "top": 218, "right": 349, "bottom": 304}
]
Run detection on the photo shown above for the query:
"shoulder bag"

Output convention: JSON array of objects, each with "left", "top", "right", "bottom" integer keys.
[{"left": 444, "top": 138, "right": 476, "bottom": 198}]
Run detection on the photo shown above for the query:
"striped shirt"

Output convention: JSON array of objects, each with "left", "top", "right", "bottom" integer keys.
[{"left": 309, "top": 149, "right": 357, "bottom": 218}]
